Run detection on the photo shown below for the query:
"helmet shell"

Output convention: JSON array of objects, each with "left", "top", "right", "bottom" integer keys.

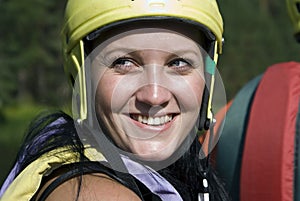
[{"left": 62, "top": 0, "right": 223, "bottom": 60}]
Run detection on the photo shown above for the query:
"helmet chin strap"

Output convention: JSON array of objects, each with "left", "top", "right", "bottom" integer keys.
[
  {"left": 199, "top": 115, "right": 217, "bottom": 201},
  {"left": 70, "top": 40, "right": 88, "bottom": 123},
  {"left": 197, "top": 41, "right": 219, "bottom": 201},
  {"left": 198, "top": 40, "right": 218, "bottom": 131}
]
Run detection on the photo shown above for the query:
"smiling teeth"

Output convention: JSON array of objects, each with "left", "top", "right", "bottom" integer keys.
[{"left": 133, "top": 114, "right": 173, "bottom": 126}]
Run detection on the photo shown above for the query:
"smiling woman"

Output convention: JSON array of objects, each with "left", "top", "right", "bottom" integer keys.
[
  {"left": 90, "top": 28, "right": 205, "bottom": 162},
  {"left": 0, "top": 0, "right": 229, "bottom": 201}
]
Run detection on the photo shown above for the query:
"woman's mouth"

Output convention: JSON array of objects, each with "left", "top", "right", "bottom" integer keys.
[{"left": 130, "top": 114, "right": 174, "bottom": 126}]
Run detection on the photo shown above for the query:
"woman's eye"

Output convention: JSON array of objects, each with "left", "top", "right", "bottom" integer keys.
[
  {"left": 167, "top": 59, "right": 193, "bottom": 74},
  {"left": 111, "top": 58, "right": 139, "bottom": 74}
]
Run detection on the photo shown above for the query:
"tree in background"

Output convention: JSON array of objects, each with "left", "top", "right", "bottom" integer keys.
[
  {"left": 0, "top": 0, "right": 69, "bottom": 110},
  {"left": 218, "top": 0, "right": 299, "bottom": 98}
]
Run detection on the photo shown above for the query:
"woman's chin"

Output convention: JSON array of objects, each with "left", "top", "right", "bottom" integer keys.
[
  {"left": 129, "top": 144, "right": 186, "bottom": 167},
  {"left": 134, "top": 151, "right": 172, "bottom": 162},
  {"left": 125, "top": 142, "right": 173, "bottom": 161}
]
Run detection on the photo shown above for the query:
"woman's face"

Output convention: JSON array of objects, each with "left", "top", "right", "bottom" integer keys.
[{"left": 90, "top": 28, "right": 206, "bottom": 161}]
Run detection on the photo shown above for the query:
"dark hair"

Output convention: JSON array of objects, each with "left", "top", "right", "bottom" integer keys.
[
  {"left": 14, "top": 111, "right": 229, "bottom": 201},
  {"left": 15, "top": 111, "right": 84, "bottom": 172}
]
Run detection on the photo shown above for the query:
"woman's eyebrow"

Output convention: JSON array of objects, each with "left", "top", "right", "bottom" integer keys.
[{"left": 171, "top": 49, "right": 202, "bottom": 57}]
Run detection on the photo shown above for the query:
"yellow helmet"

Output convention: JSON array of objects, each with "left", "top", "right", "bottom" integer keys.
[
  {"left": 62, "top": 0, "right": 224, "bottom": 128},
  {"left": 286, "top": 0, "right": 300, "bottom": 41}
]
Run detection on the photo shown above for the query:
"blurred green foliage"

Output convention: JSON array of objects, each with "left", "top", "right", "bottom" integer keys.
[
  {"left": 0, "top": 0, "right": 69, "bottom": 108},
  {"left": 218, "top": 0, "right": 300, "bottom": 98},
  {"left": 0, "top": 102, "right": 50, "bottom": 185},
  {"left": 0, "top": 0, "right": 299, "bottom": 187}
]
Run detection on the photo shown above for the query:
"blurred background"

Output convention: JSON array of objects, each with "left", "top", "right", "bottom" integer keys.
[{"left": 0, "top": 0, "right": 299, "bottom": 186}]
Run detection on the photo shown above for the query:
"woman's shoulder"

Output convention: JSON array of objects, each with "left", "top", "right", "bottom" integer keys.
[{"left": 38, "top": 173, "right": 141, "bottom": 201}]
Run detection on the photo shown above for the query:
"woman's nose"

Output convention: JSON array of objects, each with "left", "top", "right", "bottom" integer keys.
[{"left": 136, "top": 84, "right": 172, "bottom": 106}]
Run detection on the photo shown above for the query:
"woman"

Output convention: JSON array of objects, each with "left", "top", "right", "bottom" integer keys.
[{"left": 0, "top": 0, "right": 229, "bottom": 200}]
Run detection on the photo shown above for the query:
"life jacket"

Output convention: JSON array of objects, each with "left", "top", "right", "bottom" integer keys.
[
  {"left": 0, "top": 145, "right": 105, "bottom": 201},
  {"left": 214, "top": 62, "right": 300, "bottom": 201}
]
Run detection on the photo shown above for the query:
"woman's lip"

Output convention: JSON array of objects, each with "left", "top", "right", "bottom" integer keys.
[
  {"left": 129, "top": 114, "right": 178, "bottom": 132},
  {"left": 130, "top": 114, "right": 174, "bottom": 125}
]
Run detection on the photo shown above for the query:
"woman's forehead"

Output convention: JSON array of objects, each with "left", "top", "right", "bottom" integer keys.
[
  {"left": 95, "top": 28, "right": 204, "bottom": 55},
  {"left": 84, "top": 20, "right": 209, "bottom": 55}
]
